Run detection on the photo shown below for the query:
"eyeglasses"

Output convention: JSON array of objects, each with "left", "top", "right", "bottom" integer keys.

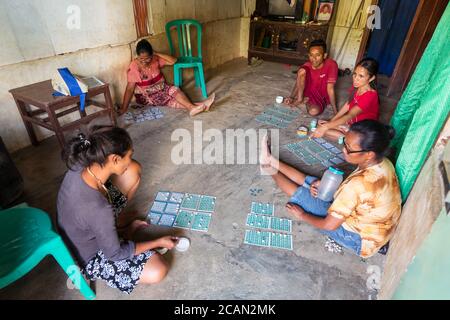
[{"left": 342, "top": 137, "right": 369, "bottom": 154}]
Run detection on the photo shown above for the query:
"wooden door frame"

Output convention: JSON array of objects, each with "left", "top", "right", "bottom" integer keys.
[
  {"left": 133, "top": 0, "right": 149, "bottom": 38},
  {"left": 355, "top": 0, "right": 379, "bottom": 64}
]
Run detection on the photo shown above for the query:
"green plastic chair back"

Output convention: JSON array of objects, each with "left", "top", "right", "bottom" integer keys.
[
  {"left": 165, "top": 19, "right": 208, "bottom": 97},
  {"left": 166, "top": 19, "right": 202, "bottom": 59},
  {"left": 0, "top": 207, "right": 95, "bottom": 299}
]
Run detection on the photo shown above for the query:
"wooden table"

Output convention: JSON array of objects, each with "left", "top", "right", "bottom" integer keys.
[{"left": 9, "top": 80, "right": 116, "bottom": 148}]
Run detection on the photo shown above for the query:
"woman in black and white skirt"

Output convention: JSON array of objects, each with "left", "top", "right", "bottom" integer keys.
[{"left": 57, "top": 125, "right": 178, "bottom": 294}]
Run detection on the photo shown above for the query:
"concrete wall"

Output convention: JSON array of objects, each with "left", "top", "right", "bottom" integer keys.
[
  {"left": 379, "top": 118, "right": 450, "bottom": 299},
  {"left": 0, "top": 0, "right": 136, "bottom": 66},
  {"left": 391, "top": 207, "right": 450, "bottom": 299},
  {"left": 327, "top": 0, "right": 373, "bottom": 69},
  {"left": 0, "top": 0, "right": 245, "bottom": 152},
  {"left": 240, "top": 0, "right": 257, "bottom": 57}
]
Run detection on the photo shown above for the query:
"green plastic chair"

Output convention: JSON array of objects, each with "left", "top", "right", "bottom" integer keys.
[
  {"left": 165, "top": 19, "right": 208, "bottom": 98},
  {"left": 0, "top": 207, "right": 95, "bottom": 300}
]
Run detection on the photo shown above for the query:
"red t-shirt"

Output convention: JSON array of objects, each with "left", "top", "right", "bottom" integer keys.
[
  {"left": 347, "top": 89, "right": 379, "bottom": 125},
  {"left": 127, "top": 56, "right": 167, "bottom": 83},
  {"left": 301, "top": 58, "right": 338, "bottom": 107}
]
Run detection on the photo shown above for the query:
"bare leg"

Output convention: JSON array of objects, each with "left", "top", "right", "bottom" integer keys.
[
  {"left": 306, "top": 103, "right": 323, "bottom": 116},
  {"left": 174, "top": 91, "right": 198, "bottom": 110},
  {"left": 139, "top": 253, "right": 169, "bottom": 284},
  {"left": 293, "top": 68, "right": 306, "bottom": 104},
  {"left": 111, "top": 160, "right": 143, "bottom": 229},
  {"left": 276, "top": 161, "right": 308, "bottom": 186},
  {"left": 111, "top": 160, "right": 141, "bottom": 200},
  {"left": 174, "top": 91, "right": 212, "bottom": 116},
  {"left": 260, "top": 135, "right": 307, "bottom": 186},
  {"left": 193, "top": 93, "right": 215, "bottom": 110},
  {"left": 270, "top": 171, "right": 300, "bottom": 197}
]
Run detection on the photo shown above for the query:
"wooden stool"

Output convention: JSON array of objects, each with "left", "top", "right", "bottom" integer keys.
[{"left": 9, "top": 80, "right": 117, "bottom": 149}]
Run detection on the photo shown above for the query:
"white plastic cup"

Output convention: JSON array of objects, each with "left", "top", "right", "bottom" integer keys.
[
  {"left": 175, "top": 237, "right": 190, "bottom": 252},
  {"left": 275, "top": 96, "right": 284, "bottom": 104}
]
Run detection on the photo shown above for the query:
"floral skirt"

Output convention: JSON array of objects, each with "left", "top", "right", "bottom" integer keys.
[
  {"left": 84, "top": 250, "right": 154, "bottom": 294},
  {"left": 135, "top": 80, "right": 183, "bottom": 108}
]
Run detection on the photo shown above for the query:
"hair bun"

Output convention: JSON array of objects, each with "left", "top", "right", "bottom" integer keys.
[
  {"left": 77, "top": 132, "right": 91, "bottom": 149},
  {"left": 385, "top": 125, "right": 396, "bottom": 140}
]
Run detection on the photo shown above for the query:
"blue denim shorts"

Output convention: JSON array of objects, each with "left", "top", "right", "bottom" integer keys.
[{"left": 289, "top": 175, "right": 362, "bottom": 256}]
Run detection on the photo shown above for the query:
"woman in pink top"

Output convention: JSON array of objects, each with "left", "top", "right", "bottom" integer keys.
[
  {"left": 311, "top": 58, "right": 380, "bottom": 141},
  {"left": 119, "top": 39, "right": 215, "bottom": 117}
]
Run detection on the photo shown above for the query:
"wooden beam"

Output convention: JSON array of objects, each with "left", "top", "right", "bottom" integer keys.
[
  {"left": 133, "top": 0, "right": 149, "bottom": 38},
  {"left": 355, "top": 0, "right": 379, "bottom": 64}
]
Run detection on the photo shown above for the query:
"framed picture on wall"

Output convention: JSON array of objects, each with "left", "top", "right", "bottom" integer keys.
[{"left": 317, "top": 1, "right": 334, "bottom": 22}]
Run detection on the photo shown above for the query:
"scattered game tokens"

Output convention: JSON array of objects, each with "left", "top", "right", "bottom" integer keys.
[
  {"left": 175, "top": 237, "right": 190, "bottom": 252},
  {"left": 325, "top": 237, "right": 343, "bottom": 253},
  {"left": 249, "top": 188, "right": 263, "bottom": 196}
]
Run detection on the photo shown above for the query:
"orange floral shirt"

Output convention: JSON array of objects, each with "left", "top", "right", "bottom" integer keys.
[{"left": 328, "top": 158, "right": 402, "bottom": 258}]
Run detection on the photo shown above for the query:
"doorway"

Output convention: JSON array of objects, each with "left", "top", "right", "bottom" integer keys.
[{"left": 365, "top": 0, "right": 420, "bottom": 76}]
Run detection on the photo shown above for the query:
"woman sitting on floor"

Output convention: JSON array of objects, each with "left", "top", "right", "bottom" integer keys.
[
  {"left": 261, "top": 120, "right": 402, "bottom": 258},
  {"left": 57, "top": 125, "right": 178, "bottom": 294},
  {"left": 119, "top": 39, "right": 215, "bottom": 117},
  {"left": 311, "top": 58, "right": 380, "bottom": 141}
]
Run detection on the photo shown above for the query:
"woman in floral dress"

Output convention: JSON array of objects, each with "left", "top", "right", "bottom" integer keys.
[{"left": 119, "top": 39, "right": 214, "bottom": 117}]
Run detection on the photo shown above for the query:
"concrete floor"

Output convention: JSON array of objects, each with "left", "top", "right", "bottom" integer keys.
[{"left": 1, "top": 58, "right": 400, "bottom": 300}]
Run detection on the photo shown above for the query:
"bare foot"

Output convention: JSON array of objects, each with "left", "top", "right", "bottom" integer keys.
[
  {"left": 294, "top": 100, "right": 308, "bottom": 112},
  {"left": 260, "top": 163, "right": 275, "bottom": 175},
  {"left": 259, "top": 134, "right": 272, "bottom": 166},
  {"left": 193, "top": 93, "right": 215, "bottom": 110},
  {"left": 189, "top": 104, "right": 207, "bottom": 117},
  {"left": 283, "top": 97, "right": 293, "bottom": 105},
  {"left": 203, "top": 92, "right": 215, "bottom": 111}
]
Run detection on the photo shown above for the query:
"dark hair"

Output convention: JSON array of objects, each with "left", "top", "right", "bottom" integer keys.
[
  {"left": 355, "top": 57, "right": 379, "bottom": 89},
  {"left": 349, "top": 120, "right": 395, "bottom": 160},
  {"left": 63, "top": 126, "right": 133, "bottom": 169},
  {"left": 308, "top": 39, "right": 327, "bottom": 53},
  {"left": 136, "top": 39, "right": 153, "bottom": 56}
]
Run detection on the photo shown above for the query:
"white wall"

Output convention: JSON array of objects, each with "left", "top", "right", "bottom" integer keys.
[
  {"left": 0, "top": 0, "right": 136, "bottom": 66},
  {"left": 240, "top": 0, "right": 256, "bottom": 57},
  {"left": 327, "top": 0, "right": 373, "bottom": 69}
]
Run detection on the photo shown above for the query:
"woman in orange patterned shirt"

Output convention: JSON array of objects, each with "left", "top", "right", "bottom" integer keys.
[
  {"left": 119, "top": 39, "right": 215, "bottom": 117},
  {"left": 261, "top": 120, "right": 402, "bottom": 258}
]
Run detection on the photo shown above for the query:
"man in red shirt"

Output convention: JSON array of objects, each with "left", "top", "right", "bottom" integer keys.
[{"left": 285, "top": 39, "right": 338, "bottom": 116}]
